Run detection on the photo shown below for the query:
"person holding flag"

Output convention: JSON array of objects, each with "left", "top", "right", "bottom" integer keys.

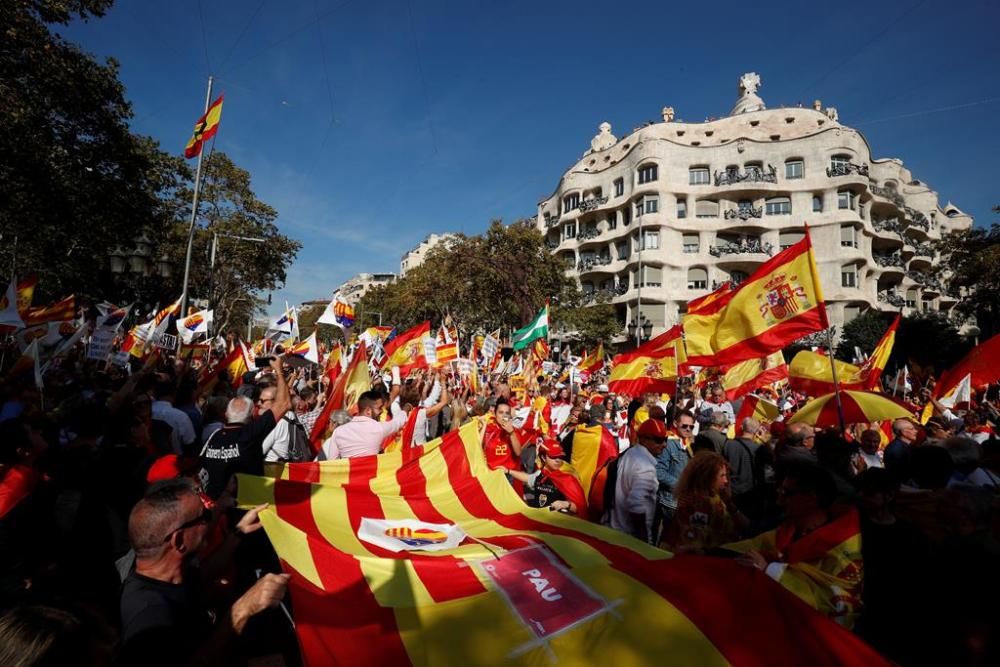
[{"left": 507, "top": 439, "right": 587, "bottom": 518}]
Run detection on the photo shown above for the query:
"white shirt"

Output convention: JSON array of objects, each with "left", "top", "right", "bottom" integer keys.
[
  {"left": 262, "top": 410, "right": 295, "bottom": 462},
  {"left": 701, "top": 400, "right": 735, "bottom": 426},
  {"left": 319, "top": 399, "right": 408, "bottom": 461},
  {"left": 609, "top": 445, "right": 658, "bottom": 540},
  {"left": 152, "top": 400, "right": 196, "bottom": 454},
  {"left": 859, "top": 450, "right": 883, "bottom": 469}
]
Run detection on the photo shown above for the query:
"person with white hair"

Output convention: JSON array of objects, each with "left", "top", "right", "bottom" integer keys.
[
  {"left": 198, "top": 358, "right": 291, "bottom": 498},
  {"left": 723, "top": 417, "right": 763, "bottom": 521}
]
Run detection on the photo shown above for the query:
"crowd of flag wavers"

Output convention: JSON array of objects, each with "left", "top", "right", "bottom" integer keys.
[{"left": 0, "top": 236, "right": 997, "bottom": 666}]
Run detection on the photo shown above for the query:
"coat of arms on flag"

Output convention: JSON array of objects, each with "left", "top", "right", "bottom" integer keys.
[
  {"left": 358, "top": 518, "right": 466, "bottom": 552},
  {"left": 756, "top": 273, "right": 810, "bottom": 325}
]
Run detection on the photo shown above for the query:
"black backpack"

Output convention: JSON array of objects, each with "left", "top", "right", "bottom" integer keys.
[
  {"left": 284, "top": 415, "right": 312, "bottom": 462},
  {"left": 602, "top": 456, "right": 621, "bottom": 515}
]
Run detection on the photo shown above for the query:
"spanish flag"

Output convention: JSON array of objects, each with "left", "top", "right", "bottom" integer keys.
[
  {"left": 931, "top": 329, "right": 1000, "bottom": 399},
  {"left": 22, "top": 296, "right": 76, "bottom": 327},
  {"left": 184, "top": 95, "right": 224, "bottom": 159},
  {"left": 567, "top": 423, "right": 618, "bottom": 518},
  {"left": 379, "top": 321, "right": 430, "bottom": 375},
  {"left": 579, "top": 342, "right": 605, "bottom": 374},
  {"left": 196, "top": 345, "right": 248, "bottom": 396},
  {"left": 310, "top": 343, "right": 370, "bottom": 450},
  {"left": 735, "top": 393, "right": 780, "bottom": 425},
  {"left": 15, "top": 275, "right": 37, "bottom": 314},
  {"left": 716, "top": 351, "right": 788, "bottom": 400},
  {"left": 789, "top": 315, "right": 899, "bottom": 396},
  {"left": 608, "top": 325, "right": 686, "bottom": 397},
  {"left": 686, "top": 279, "right": 736, "bottom": 315},
  {"left": 237, "top": 421, "right": 888, "bottom": 666},
  {"left": 684, "top": 235, "right": 828, "bottom": 367}
]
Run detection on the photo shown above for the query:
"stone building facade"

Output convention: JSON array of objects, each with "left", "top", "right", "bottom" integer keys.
[
  {"left": 536, "top": 73, "right": 973, "bottom": 344},
  {"left": 400, "top": 233, "right": 458, "bottom": 276},
  {"left": 336, "top": 272, "right": 397, "bottom": 305}
]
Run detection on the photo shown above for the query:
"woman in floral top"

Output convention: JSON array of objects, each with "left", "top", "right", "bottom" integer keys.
[{"left": 662, "top": 452, "right": 748, "bottom": 552}]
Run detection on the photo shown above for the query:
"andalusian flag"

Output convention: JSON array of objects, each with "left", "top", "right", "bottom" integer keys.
[
  {"left": 184, "top": 94, "right": 224, "bottom": 159},
  {"left": 608, "top": 325, "right": 686, "bottom": 396},
  {"left": 716, "top": 351, "right": 788, "bottom": 401},
  {"left": 578, "top": 342, "right": 605, "bottom": 374},
  {"left": 379, "top": 321, "right": 430, "bottom": 375},
  {"left": 237, "top": 421, "right": 888, "bottom": 666},
  {"left": 684, "top": 235, "right": 828, "bottom": 367},
  {"left": 511, "top": 303, "right": 548, "bottom": 350}
]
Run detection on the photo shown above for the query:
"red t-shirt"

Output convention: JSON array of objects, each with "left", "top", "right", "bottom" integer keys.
[{"left": 483, "top": 423, "right": 519, "bottom": 471}]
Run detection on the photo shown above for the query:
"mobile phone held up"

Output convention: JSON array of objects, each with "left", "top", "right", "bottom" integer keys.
[{"left": 255, "top": 356, "right": 275, "bottom": 368}]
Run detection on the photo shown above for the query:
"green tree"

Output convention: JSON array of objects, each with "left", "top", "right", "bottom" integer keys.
[
  {"left": 890, "top": 311, "right": 970, "bottom": 384},
  {"left": 835, "top": 310, "right": 892, "bottom": 362},
  {"left": 356, "top": 220, "right": 581, "bottom": 336},
  {"left": 934, "top": 215, "right": 1000, "bottom": 337},
  {"left": 552, "top": 301, "right": 622, "bottom": 349},
  {"left": 0, "top": 0, "right": 185, "bottom": 302},
  {"left": 164, "top": 152, "right": 301, "bottom": 336}
]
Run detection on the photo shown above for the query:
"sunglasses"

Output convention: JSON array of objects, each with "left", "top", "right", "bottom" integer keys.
[
  {"left": 163, "top": 506, "right": 212, "bottom": 542},
  {"left": 677, "top": 424, "right": 694, "bottom": 430},
  {"left": 257, "top": 397, "right": 275, "bottom": 405}
]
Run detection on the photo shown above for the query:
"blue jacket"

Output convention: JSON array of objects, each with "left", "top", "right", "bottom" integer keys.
[{"left": 656, "top": 436, "right": 691, "bottom": 509}]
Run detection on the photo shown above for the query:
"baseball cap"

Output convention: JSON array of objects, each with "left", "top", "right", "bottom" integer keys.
[
  {"left": 539, "top": 439, "right": 567, "bottom": 459},
  {"left": 146, "top": 454, "right": 200, "bottom": 483},
  {"left": 637, "top": 418, "right": 668, "bottom": 440}
]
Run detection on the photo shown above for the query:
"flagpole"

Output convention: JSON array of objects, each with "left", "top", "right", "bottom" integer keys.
[
  {"left": 636, "top": 209, "right": 642, "bottom": 349},
  {"left": 179, "top": 76, "right": 214, "bottom": 325},
  {"left": 825, "top": 327, "right": 847, "bottom": 433}
]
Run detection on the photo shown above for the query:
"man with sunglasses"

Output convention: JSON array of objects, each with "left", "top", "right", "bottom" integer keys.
[
  {"left": 654, "top": 410, "right": 696, "bottom": 540},
  {"left": 120, "top": 478, "right": 290, "bottom": 665},
  {"left": 610, "top": 418, "right": 669, "bottom": 543}
]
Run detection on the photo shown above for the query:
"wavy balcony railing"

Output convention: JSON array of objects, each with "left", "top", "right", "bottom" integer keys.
[{"left": 714, "top": 165, "right": 778, "bottom": 187}]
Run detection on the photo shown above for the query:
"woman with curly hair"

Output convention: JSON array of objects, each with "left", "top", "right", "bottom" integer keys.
[{"left": 661, "top": 451, "right": 747, "bottom": 552}]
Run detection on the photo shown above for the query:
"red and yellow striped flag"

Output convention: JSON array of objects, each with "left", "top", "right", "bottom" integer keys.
[
  {"left": 310, "top": 343, "right": 370, "bottom": 450},
  {"left": 22, "top": 295, "right": 76, "bottom": 327},
  {"left": 15, "top": 275, "right": 37, "bottom": 314},
  {"left": 683, "top": 235, "right": 828, "bottom": 367},
  {"left": 184, "top": 94, "right": 224, "bottom": 159},
  {"left": 238, "top": 420, "right": 889, "bottom": 666},
  {"left": 608, "top": 325, "right": 686, "bottom": 397},
  {"left": 578, "top": 341, "right": 605, "bottom": 374},
  {"left": 717, "top": 351, "right": 788, "bottom": 401},
  {"left": 789, "top": 315, "right": 899, "bottom": 396},
  {"left": 379, "top": 321, "right": 430, "bottom": 375}
]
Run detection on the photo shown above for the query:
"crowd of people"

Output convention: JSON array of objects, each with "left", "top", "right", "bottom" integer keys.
[{"left": 1, "top": 334, "right": 999, "bottom": 666}]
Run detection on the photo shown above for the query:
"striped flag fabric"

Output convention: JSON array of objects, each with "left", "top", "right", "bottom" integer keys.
[
  {"left": 184, "top": 94, "right": 224, "bottom": 159},
  {"left": 608, "top": 325, "right": 686, "bottom": 397},
  {"left": 15, "top": 275, "right": 37, "bottom": 314},
  {"left": 288, "top": 331, "right": 320, "bottom": 365},
  {"left": 21, "top": 296, "right": 76, "bottom": 327},
  {"left": 379, "top": 321, "right": 431, "bottom": 375},
  {"left": 237, "top": 420, "right": 889, "bottom": 666},
  {"left": 309, "top": 343, "right": 370, "bottom": 451},
  {"left": 716, "top": 351, "right": 788, "bottom": 401},
  {"left": 735, "top": 393, "right": 780, "bottom": 426},
  {"left": 683, "top": 235, "right": 828, "bottom": 367},
  {"left": 578, "top": 342, "right": 605, "bottom": 374},
  {"left": 788, "top": 316, "right": 898, "bottom": 396},
  {"left": 511, "top": 303, "right": 548, "bottom": 350}
]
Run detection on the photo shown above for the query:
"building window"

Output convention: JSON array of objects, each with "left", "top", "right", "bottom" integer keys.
[
  {"left": 689, "top": 167, "right": 710, "bottom": 185},
  {"left": 812, "top": 195, "right": 823, "bottom": 212},
  {"left": 838, "top": 190, "right": 857, "bottom": 210},
  {"left": 687, "top": 267, "right": 708, "bottom": 290},
  {"left": 644, "top": 197, "right": 658, "bottom": 215},
  {"left": 840, "top": 224, "right": 857, "bottom": 248},
  {"left": 616, "top": 242, "right": 628, "bottom": 260},
  {"left": 779, "top": 230, "right": 805, "bottom": 250},
  {"left": 563, "top": 222, "right": 576, "bottom": 239},
  {"left": 682, "top": 233, "right": 699, "bottom": 254},
  {"left": 905, "top": 289, "right": 918, "bottom": 309},
  {"left": 622, "top": 206, "right": 632, "bottom": 226},
  {"left": 831, "top": 154, "right": 851, "bottom": 170},
  {"left": 614, "top": 178, "right": 624, "bottom": 198},
  {"left": 638, "top": 164, "right": 658, "bottom": 184},
  {"left": 785, "top": 159, "right": 804, "bottom": 179},
  {"left": 642, "top": 231, "right": 659, "bottom": 250},
  {"left": 844, "top": 305, "right": 861, "bottom": 323},
  {"left": 730, "top": 270, "right": 749, "bottom": 284},
  {"left": 677, "top": 198, "right": 688, "bottom": 219},
  {"left": 642, "top": 265, "right": 663, "bottom": 287},
  {"left": 562, "top": 193, "right": 579, "bottom": 213},
  {"left": 765, "top": 197, "right": 792, "bottom": 215},
  {"left": 841, "top": 264, "right": 857, "bottom": 288},
  {"left": 607, "top": 213, "right": 617, "bottom": 230},
  {"left": 695, "top": 200, "right": 719, "bottom": 218}
]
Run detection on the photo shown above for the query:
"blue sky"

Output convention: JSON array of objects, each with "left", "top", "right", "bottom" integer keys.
[{"left": 64, "top": 0, "right": 1000, "bottom": 315}]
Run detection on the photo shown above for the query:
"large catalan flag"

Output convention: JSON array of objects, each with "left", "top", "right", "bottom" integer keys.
[
  {"left": 684, "top": 235, "right": 828, "bottom": 367},
  {"left": 238, "top": 420, "right": 888, "bottom": 666},
  {"left": 608, "top": 325, "right": 686, "bottom": 397},
  {"left": 22, "top": 296, "right": 76, "bottom": 327}
]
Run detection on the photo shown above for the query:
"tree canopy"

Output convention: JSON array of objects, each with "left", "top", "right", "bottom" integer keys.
[
  {"left": 356, "top": 220, "right": 620, "bottom": 346},
  {"left": 934, "top": 215, "right": 1000, "bottom": 337}
]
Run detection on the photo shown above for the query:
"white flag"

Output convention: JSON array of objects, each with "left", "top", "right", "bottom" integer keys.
[
  {"left": 178, "top": 309, "right": 213, "bottom": 343},
  {"left": 939, "top": 373, "right": 972, "bottom": 410},
  {"left": 0, "top": 281, "right": 25, "bottom": 330},
  {"left": 357, "top": 518, "right": 466, "bottom": 553}
]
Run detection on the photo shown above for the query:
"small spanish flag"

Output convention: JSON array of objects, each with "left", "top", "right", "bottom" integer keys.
[{"left": 184, "top": 95, "right": 224, "bottom": 159}]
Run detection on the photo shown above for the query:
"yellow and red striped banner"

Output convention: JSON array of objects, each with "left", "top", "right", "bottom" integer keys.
[
  {"left": 683, "top": 235, "right": 828, "bottom": 367},
  {"left": 239, "top": 420, "right": 888, "bottom": 666},
  {"left": 578, "top": 341, "right": 605, "bottom": 374},
  {"left": 717, "top": 351, "right": 788, "bottom": 401}
]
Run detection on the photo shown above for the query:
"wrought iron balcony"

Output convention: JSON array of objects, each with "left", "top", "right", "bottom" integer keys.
[
  {"left": 905, "top": 270, "right": 943, "bottom": 291},
  {"left": 546, "top": 239, "right": 559, "bottom": 250},
  {"left": 870, "top": 184, "right": 904, "bottom": 206},
  {"left": 714, "top": 165, "right": 777, "bottom": 187},
  {"left": 577, "top": 228, "right": 601, "bottom": 241},
  {"left": 878, "top": 292, "right": 906, "bottom": 308},
  {"left": 613, "top": 281, "right": 629, "bottom": 295},
  {"left": 826, "top": 162, "right": 870, "bottom": 178},
  {"left": 577, "top": 256, "right": 613, "bottom": 271},
  {"left": 544, "top": 216, "right": 561, "bottom": 228},
  {"left": 577, "top": 195, "right": 609, "bottom": 213},
  {"left": 724, "top": 205, "right": 763, "bottom": 221},
  {"left": 904, "top": 208, "right": 930, "bottom": 231},
  {"left": 910, "top": 243, "right": 934, "bottom": 257},
  {"left": 582, "top": 287, "right": 617, "bottom": 305},
  {"left": 873, "top": 218, "right": 902, "bottom": 236},
  {"left": 708, "top": 239, "right": 774, "bottom": 257},
  {"left": 874, "top": 253, "right": 904, "bottom": 268}
]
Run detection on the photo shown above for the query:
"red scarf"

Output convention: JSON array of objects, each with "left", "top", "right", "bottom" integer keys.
[{"left": 542, "top": 468, "right": 588, "bottom": 519}]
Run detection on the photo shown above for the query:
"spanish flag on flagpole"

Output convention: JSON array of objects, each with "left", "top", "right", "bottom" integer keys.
[
  {"left": 683, "top": 234, "right": 828, "bottom": 367},
  {"left": 788, "top": 314, "right": 899, "bottom": 395},
  {"left": 379, "top": 321, "right": 430, "bottom": 375},
  {"left": 578, "top": 342, "right": 605, "bottom": 374},
  {"left": 717, "top": 351, "right": 788, "bottom": 401},
  {"left": 184, "top": 95, "right": 224, "bottom": 159},
  {"left": 236, "top": 420, "right": 889, "bottom": 666},
  {"left": 608, "top": 325, "right": 686, "bottom": 397}
]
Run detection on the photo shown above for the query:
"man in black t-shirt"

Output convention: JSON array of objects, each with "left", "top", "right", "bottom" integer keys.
[
  {"left": 119, "top": 478, "right": 289, "bottom": 666},
  {"left": 199, "top": 357, "right": 291, "bottom": 499}
]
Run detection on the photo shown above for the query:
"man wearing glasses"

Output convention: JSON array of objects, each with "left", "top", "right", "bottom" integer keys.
[
  {"left": 654, "top": 410, "right": 696, "bottom": 541},
  {"left": 120, "top": 478, "right": 290, "bottom": 664},
  {"left": 610, "top": 418, "right": 669, "bottom": 544}
]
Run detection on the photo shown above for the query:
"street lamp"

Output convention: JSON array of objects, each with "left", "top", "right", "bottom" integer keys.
[{"left": 627, "top": 314, "right": 653, "bottom": 345}]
